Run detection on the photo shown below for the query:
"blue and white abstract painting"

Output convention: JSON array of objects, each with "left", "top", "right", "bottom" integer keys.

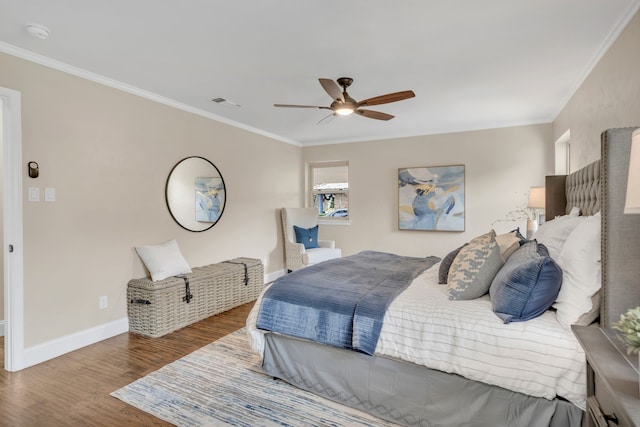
[
  {"left": 195, "top": 177, "right": 225, "bottom": 223},
  {"left": 398, "top": 165, "right": 465, "bottom": 231}
]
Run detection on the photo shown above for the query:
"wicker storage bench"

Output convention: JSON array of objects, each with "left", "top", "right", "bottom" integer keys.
[{"left": 127, "top": 257, "right": 263, "bottom": 337}]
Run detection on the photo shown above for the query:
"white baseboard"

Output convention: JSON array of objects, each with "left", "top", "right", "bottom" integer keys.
[
  {"left": 22, "top": 317, "right": 129, "bottom": 369},
  {"left": 15, "top": 271, "right": 282, "bottom": 369},
  {"left": 0, "top": 320, "right": 4, "bottom": 337},
  {"left": 264, "top": 269, "right": 285, "bottom": 284}
]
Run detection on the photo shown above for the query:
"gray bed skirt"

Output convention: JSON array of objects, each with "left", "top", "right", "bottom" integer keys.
[{"left": 262, "top": 333, "right": 583, "bottom": 427}]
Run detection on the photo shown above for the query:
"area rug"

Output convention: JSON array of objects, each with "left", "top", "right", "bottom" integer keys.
[{"left": 111, "top": 328, "right": 396, "bottom": 426}]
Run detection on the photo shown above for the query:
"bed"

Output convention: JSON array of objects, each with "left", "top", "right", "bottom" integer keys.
[{"left": 246, "top": 127, "right": 640, "bottom": 427}]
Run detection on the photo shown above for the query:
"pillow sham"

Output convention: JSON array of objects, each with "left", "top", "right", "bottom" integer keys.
[
  {"left": 568, "top": 206, "right": 580, "bottom": 217},
  {"left": 574, "top": 292, "right": 601, "bottom": 326},
  {"left": 495, "top": 230, "right": 521, "bottom": 261},
  {"left": 447, "top": 230, "right": 504, "bottom": 300},
  {"left": 553, "top": 212, "right": 601, "bottom": 329},
  {"left": 506, "top": 227, "right": 528, "bottom": 245},
  {"left": 531, "top": 214, "right": 583, "bottom": 260},
  {"left": 490, "top": 241, "right": 562, "bottom": 323},
  {"left": 135, "top": 239, "right": 192, "bottom": 282},
  {"left": 294, "top": 225, "right": 319, "bottom": 250},
  {"left": 438, "top": 243, "right": 467, "bottom": 284}
]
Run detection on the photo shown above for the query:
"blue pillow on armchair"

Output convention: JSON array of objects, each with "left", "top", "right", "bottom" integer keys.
[
  {"left": 489, "top": 241, "right": 562, "bottom": 323},
  {"left": 294, "top": 225, "right": 319, "bottom": 249}
]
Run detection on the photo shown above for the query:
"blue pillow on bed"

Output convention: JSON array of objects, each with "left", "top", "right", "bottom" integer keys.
[
  {"left": 294, "top": 225, "right": 319, "bottom": 249},
  {"left": 489, "top": 241, "right": 562, "bottom": 324}
]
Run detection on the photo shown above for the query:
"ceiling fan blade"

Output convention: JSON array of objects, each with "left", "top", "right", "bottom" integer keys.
[
  {"left": 319, "top": 78, "right": 345, "bottom": 102},
  {"left": 355, "top": 109, "right": 394, "bottom": 121},
  {"left": 274, "top": 104, "right": 331, "bottom": 110},
  {"left": 358, "top": 90, "right": 415, "bottom": 107},
  {"left": 317, "top": 113, "right": 336, "bottom": 125}
]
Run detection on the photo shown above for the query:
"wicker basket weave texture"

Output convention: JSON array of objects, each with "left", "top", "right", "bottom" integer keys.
[{"left": 127, "top": 257, "right": 263, "bottom": 338}]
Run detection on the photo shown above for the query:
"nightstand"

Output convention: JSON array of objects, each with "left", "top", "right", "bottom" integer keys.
[{"left": 572, "top": 325, "right": 640, "bottom": 427}]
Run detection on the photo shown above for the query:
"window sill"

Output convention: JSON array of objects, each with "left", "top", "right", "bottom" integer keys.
[{"left": 317, "top": 219, "right": 351, "bottom": 226}]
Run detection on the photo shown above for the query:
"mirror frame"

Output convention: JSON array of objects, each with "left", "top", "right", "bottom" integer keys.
[{"left": 165, "top": 156, "right": 226, "bottom": 232}]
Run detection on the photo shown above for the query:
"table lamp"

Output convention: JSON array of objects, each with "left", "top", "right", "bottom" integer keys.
[
  {"left": 527, "top": 186, "right": 545, "bottom": 238},
  {"left": 624, "top": 129, "right": 640, "bottom": 214}
]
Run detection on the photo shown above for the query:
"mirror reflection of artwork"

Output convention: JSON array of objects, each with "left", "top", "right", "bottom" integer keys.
[
  {"left": 195, "top": 177, "right": 225, "bottom": 223},
  {"left": 398, "top": 165, "right": 465, "bottom": 231},
  {"left": 166, "top": 156, "right": 226, "bottom": 232}
]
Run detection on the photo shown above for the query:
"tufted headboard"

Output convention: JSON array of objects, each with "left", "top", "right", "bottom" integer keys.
[
  {"left": 600, "top": 127, "right": 640, "bottom": 328},
  {"left": 545, "top": 128, "right": 640, "bottom": 328},
  {"left": 545, "top": 160, "right": 600, "bottom": 220},
  {"left": 565, "top": 160, "right": 600, "bottom": 216}
]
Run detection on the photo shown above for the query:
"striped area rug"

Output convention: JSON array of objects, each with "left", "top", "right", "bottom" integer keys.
[{"left": 111, "top": 328, "right": 396, "bottom": 426}]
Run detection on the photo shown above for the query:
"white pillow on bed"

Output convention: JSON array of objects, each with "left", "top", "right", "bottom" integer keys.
[
  {"left": 135, "top": 239, "right": 192, "bottom": 281},
  {"left": 531, "top": 214, "right": 583, "bottom": 260},
  {"left": 553, "top": 212, "right": 601, "bottom": 329}
]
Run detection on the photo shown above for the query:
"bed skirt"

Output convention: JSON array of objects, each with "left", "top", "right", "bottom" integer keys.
[{"left": 262, "top": 333, "right": 583, "bottom": 427}]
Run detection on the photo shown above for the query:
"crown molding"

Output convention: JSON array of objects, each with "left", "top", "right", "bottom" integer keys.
[{"left": 0, "top": 42, "right": 301, "bottom": 147}]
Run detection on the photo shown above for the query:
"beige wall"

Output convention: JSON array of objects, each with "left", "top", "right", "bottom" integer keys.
[
  {"left": 1, "top": 100, "right": 4, "bottom": 325},
  {"left": 0, "top": 52, "right": 301, "bottom": 347},
  {"left": 303, "top": 124, "right": 553, "bottom": 259},
  {"left": 554, "top": 10, "right": 640, "bottom": 170}
]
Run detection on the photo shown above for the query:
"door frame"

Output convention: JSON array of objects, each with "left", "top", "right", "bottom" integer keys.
[{"left": 1, "top": 86, "right": 25, "bottom": 372}]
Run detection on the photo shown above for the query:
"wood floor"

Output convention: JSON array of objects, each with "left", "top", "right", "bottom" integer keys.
[{"left": 0, "top": 302, "right": 254, "bottom": 426}]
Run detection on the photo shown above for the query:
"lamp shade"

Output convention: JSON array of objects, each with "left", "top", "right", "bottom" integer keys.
[
  {"left": 528, "top": 186, "right": 546, "bottom": 209},
  {"left": 624, "top": 128, "right": 640, "bottom": 214}
]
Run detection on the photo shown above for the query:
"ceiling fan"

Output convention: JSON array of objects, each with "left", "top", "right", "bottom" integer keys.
[{"left": 274, "top": 77, "right": 415, "bottom": 122}]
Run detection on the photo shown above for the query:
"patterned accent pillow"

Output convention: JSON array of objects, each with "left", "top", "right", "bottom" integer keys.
[
  {"left": 438, "top": 244, "right": 467, "bottom": 284},
  {"left": 490, "top": 241, "right": 562, "bottom": 323},
  {"left": 447, "top": 230, "right": 504, "bottom": 300}
]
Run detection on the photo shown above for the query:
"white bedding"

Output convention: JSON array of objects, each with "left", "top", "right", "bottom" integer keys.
[{"left": 246, "top": 262, "right": 587, "bottom": 409}]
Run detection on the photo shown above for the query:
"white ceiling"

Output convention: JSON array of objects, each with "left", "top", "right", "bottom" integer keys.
[{"left": 1, "top": 0, "right": 638, "bottom": 146}]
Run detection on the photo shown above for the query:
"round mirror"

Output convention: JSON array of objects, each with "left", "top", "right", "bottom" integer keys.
[{"left": 165, "top": 156, "right": 226, "bottom": 232}]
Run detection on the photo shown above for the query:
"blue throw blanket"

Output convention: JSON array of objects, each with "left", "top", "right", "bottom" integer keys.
[{"left": 256, "top": 251, "right": 440, "bottom": 355}]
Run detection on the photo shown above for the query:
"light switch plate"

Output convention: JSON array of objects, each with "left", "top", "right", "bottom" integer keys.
[
  {"left": 28, "top": 187, "right": 40, "bottom": 202},
  {"left": 45, "top": 187, "right": 56, "bottom": 202}
]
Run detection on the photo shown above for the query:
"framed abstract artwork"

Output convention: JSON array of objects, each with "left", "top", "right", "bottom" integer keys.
[{"left": 398, "top": 165, "right": 465, "bottom": 231}]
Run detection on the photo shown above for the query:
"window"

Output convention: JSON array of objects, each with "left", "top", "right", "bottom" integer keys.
[
  {"left": 555, "top": 129, "right": 570, "bottom": 174},
  {"left": 309, "top": 162, "right": 349, "bottom": 220}
]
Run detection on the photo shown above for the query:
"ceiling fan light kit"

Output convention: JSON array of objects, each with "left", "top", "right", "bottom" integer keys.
[
  {"left": 274, "top": 77, "right": 415, "bottom": 123},
  {"left": 335, "top": 107, "right": 354, "bottom": 116}
]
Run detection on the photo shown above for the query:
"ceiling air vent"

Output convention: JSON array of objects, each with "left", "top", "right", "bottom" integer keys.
[{"left": 211, "top": 98, "right": 241, "bottom": 108}]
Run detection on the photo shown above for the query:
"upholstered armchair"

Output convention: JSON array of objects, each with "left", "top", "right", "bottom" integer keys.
[{"left": 281, "top": 207, "right": 342, "bottom": 272}]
